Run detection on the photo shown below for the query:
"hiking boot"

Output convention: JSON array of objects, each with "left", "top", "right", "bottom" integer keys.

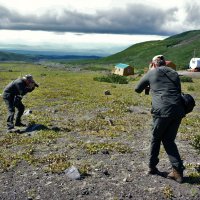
[
  {"left": 167, "top": 168, "right": 183, "bottom": 183},
  {"left": 15, "top": 122, "right": 27, "bottom": 127},
  {"left": 147, "top": 167, "right": 160, "bottom": 175}
]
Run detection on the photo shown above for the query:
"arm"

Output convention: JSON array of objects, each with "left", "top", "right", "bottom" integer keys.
[
  {"left": 135, "top": 73, "right": 150, "bottom": 93},
  {"left": 15, "top": 80, "right": 27, "bottom": 96},
  {"left": 26, "top": 82, "right": 39, "bottom": 93}
]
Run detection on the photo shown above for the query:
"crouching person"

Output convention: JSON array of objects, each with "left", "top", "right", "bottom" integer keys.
[
  {"left": 3, "top": 74, "right": 39, "bottom": 132},
  {"left": 135, "top": 55, "right": 185, "bottom": 183}
]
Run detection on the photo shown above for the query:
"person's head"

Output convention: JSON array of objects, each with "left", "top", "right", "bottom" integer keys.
[
  {"left": 23, "top": 74, "right": 38, "bottom": 87},
  {"left": 151, "top": 55, "right": 166, "bottom": 68}
]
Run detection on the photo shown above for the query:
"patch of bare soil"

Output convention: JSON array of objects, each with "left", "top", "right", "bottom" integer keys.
[{"left": 0, "top": 106, "right": 200, "bottom": 200}]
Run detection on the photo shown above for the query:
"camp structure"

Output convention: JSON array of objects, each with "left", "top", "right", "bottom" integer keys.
[
  {"left": 188, "top": 58, "right": 200, "bottom": 71},
  {"left": 112, "top": 63, "right": 134, "bottom": 76},
  {"left": 165, "top": 61, "right": 176, "bottom": 70}
]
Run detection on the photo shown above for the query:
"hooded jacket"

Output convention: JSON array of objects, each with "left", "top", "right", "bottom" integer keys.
[{"left": 135, "top": 66, "right": 185, "bottom": 118}]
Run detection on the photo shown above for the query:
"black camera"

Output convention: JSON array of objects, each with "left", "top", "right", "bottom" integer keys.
[{"left": 145, "top": 86, "right": 150, "bottom": 95}]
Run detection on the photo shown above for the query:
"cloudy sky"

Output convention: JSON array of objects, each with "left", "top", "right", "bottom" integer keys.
[{"left": 0, "top": 0, "right": 199, "bottom": 56}]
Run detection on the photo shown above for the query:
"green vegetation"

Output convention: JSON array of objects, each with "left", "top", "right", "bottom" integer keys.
[
  {"left": 79, "top": 141, "right": 132, "bottom": 154},
  {"left": 191, "top": 134, "right": 200, "bottom": 153},
  {"left": 180, "top": 76, "right": 193, "bottom": 82},
  {"left": 163, "top": 185, "right": 174, "bottom": 199},
  {"left": 94, "top": 74, "right": 129, "bottom": 84}
]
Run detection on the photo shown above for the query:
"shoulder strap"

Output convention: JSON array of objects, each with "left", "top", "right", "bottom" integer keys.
[{"left": 161, "top": 69, "right": 181, "bottom": 92}]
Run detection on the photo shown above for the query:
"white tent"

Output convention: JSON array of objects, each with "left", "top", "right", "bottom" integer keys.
[{"left": 189, "top": 58, "right": 200, "bottom": 69}]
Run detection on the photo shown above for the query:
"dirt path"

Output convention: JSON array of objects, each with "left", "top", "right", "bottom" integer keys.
[{"left": 178, "top": 70, "right": 200, "bottom": 78}]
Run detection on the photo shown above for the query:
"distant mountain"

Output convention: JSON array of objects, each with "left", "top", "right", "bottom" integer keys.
[
  {"left": 34, "top": 54, "right": 101, "bottom": 60},
  {"left": 0, "top": 49, "right": 101, "bottom": 61},
  {"left": 100, "top": 30, "right": 200, "bottom": 69},
  {"left": 0, "top": 51, "right": 32, "bottom": 61}
]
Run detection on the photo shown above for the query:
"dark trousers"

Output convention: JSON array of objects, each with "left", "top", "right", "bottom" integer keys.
[
  {"left": 149, "top": 117, "right": 184, "bottom": 171},
  {"left": 3, "top": 96, "right": 25, "bottom": 129}
]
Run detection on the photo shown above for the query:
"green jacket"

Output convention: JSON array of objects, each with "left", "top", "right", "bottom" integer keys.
[{"left": 135, "top": 66, "right": 185, "bottom": 118}]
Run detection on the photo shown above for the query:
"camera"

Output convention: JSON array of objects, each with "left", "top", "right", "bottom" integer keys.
[{"left": 145, "top": 86, "right": 150, "bottom": 95}]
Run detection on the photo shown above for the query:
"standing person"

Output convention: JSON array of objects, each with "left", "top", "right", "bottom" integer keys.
[
  {"left": 3, "top": 74, "right": 39, "bottom": 132},
  {"left": 135, "top": 55, "right": 185, "bottom": 183}
]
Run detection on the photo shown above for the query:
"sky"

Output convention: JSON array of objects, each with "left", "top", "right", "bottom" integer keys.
[{"left": 0, "top": 0, "right": 200, "bottom": 56}]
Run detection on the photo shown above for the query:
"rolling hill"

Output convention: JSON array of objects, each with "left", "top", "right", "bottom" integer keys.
[
  {"left": 0, "top": 51, "right": 33, "bottom": 61},
  {"left": 100, "top": 30, "right": 200, "bottom": 69}
]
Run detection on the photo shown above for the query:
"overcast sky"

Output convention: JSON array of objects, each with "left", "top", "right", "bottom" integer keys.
[{"left": 0, "top": 0, "right": 199, "bottom": 56}]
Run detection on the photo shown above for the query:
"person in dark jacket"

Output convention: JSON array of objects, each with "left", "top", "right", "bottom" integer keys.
[
  {"left": 3, "top": 75, "right": 39, "bottom": 131},
  {"left": 135, "top": 55, "right": 185, "bottom": 183}
]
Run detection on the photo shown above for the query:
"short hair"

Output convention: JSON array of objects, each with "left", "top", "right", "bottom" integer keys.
[{"left": 152, "top": 55, "right": 166, "bottom": 66}]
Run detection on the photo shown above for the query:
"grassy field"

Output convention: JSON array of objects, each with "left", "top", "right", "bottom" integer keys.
[
  {"left": 0, "top": 62, "right": 200, "bottom": 199},
  {"left": 0, "top": 63, "right": 147, "bottom": 171},
  {"left": 0, "top": 62, "right": 200, "bottom": 170}
]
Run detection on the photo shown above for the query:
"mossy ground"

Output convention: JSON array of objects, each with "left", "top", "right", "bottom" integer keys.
[{"left": 0, "top": 63, "right": 200, "bottom": 199}]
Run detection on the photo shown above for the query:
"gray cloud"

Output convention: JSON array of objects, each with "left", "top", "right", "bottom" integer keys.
[
  {"left": 0, "top": 4, "right": 179, "bottom": 35},
  {"left": 184, "top": 3, "right": 200, "bottom": 26}
]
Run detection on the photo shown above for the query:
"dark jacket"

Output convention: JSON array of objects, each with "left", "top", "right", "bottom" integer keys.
[
  {"left": 135, "top": 66, "right": 185, "bottom": 118},
  {"left": 3, "top": 78, "right": 34, "bottom": 99}
]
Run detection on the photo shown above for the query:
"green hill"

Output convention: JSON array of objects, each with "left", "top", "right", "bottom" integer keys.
[
  {"left": 100, "top": 30, "right": 200, "bottom": 69},
  {"left": 0, "top": 51, "right": 32, "bottom": 61}
]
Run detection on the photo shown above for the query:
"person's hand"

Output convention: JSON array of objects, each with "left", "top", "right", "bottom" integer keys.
[
  {"left": 34, "top": 83, "right": 39, "bottom": 87},
  {"left": 28, "top": 82, "right": 35, "bottom": 89}
]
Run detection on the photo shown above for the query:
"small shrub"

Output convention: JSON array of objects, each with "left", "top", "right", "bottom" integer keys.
[
  {"left": 187, "top": 85, "right": 195, "bottom": 91},
  {"left": 84, "top": 66, "right": 110, "bottom": 71},
  {"left": 163, "top": 185, "right": 174, "bottom": 199},
  {"left": 180, "top": 76, "right": 193, "bottom": 82},
  {"left": 93, "top": 74, "right": 129, "bottom": 84},
  {"left": 191, "top": 134, "right": 200, "bottom": 153},
  {"left": 137, "top": 69, "right": 144, "bottom": 76}
]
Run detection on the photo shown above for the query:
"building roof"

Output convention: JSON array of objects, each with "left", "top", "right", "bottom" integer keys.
[{"left": 115, "top": 63, "right": 129, "bottom": 69}]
